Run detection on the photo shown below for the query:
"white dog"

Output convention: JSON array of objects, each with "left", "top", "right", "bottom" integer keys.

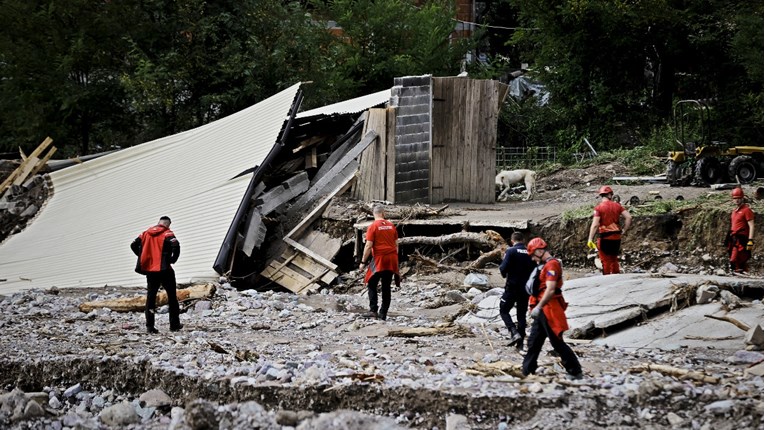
[{"left": 495, "top": 169, "right": 537, "bottom": 201}]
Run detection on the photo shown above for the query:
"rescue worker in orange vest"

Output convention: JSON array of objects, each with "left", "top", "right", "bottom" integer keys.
[
  {"left": 587, "top": 186, "right": 632, "bottom": 274},
  {"left": 131, "top": 216, "right": 182, "bottom": 333},
  {"left": 359, "top": 205, "right": 400, "bottom": 321},
  {"left": 727, "top": 187, "right": 755, "bottom": 273},
  {"left": 522, "top": 237, "right": 583, "bottom": 380}
]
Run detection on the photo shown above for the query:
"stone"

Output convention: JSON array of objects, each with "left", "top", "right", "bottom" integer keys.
[
  {"left": 22, "top": 400, "right": 45, "bottom": 420},
  {"left": 718, "top": 290, "right": 741, "bottom": 308},
  {"left": 99, "top": 401, "right": 140, "bottom": 427},
  {"left": 276, "top": 409, "right": 299, "bottom": 426},
  {"left": 744, "top": 362, "right": 764, "bottom": 377},
  {"left": 185, "top": 399, "right": 218, "bottom": 430},
  {"left": 139, "top": 389, "right": 172, "bottom": 408},
  {"left": 195, "top": 301, "right": 212, "bottom": 313},
  {"left": 445, "top": 413, "right": 470, "bottom": 430},
  {"left": 695, "top": 285, "right": 719, "bottom": 304},
  {"left": 704, "top": 400, "right": 734, "bottom": 415},
  {"left": 666, "top": 412, "right": 684, "bottom": 426},
  {"left": 728, "top": 350, "right": 764, "bottom": 364},
  {"left": 444, "top": 291, "right": 467, "bottom": 303},
  {"left": 63, "top": 383, "right": 82, "bottom": 398},
  {"left": 745, "top": 325, "right": 764, "bottom": 347}
]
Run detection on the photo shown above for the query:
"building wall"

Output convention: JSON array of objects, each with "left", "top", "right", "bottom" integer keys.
[
  {"left": 431, "top": 77, "right": 499, "bottom": 204},
  {"left": 390, "top": 75, "right": 432, "bottom": 204}
]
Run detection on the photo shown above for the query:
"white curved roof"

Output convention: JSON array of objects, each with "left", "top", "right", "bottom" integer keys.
[
  {"left": 0, "top": 84, "right": 302, "bottom": 295},
  {"left": 297, "top": 88, "right": 390, "bottom": 118}
]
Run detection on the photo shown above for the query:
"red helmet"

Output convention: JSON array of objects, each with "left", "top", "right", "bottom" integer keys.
[
  {"left": 598, "top": 186, "right": 613, "bottom": 196},
  {"left": 731, "top": 188, "right": 745, "bottom": 199},
  {"left": 527, "top": 237, "right": 547, "bottom": 255}
]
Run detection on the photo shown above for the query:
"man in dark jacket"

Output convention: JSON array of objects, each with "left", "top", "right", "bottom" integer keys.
[
  {"left": 130, "top": 216, "right": 181, "bottom": 333},
  {"left": 498, "top": 232, "right": 535, "bottom": 349}
]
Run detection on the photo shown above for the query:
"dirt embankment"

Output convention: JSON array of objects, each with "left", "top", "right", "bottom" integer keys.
[{"left": 533, "top": 203, "right": 764, "bottom": 275}]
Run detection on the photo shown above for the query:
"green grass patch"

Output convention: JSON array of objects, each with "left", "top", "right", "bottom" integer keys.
[{"left": 560, "top": 191, "right": 760, "bottom": 221}]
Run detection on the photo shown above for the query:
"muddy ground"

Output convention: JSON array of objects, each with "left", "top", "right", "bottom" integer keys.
[{"left": 0, "top": 162, "right": 763, "bottom": 430}]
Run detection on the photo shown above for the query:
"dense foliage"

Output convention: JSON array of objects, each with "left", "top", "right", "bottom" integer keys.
[
  {"left": 479, "top": 0, "right": 763, "bottom": 154},
  {"left": 0, "top": 0, "right": 760, "bottom": 158}
]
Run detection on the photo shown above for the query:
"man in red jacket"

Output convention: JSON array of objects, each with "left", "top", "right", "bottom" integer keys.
[
  {"left": 522, "top": 237, "right": 583, "bottom": 380},
  {"left": 358, "top": 205, "right": 399, "bottom": 321},
  {"left": 587, "top": 186, "right": 632, "bottom": 274},
  {"left": 728, "top": 187, "right": 755, "bottom": 273},
  {"left": 131, "top": 216, "right": 182, "bottom": 333}
]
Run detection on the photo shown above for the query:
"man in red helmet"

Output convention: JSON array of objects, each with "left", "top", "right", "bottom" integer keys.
[
  {"left": 522, "top": 237, "right": 583, "bottom": 380},
  {"left": 727, "top": 187, "right": 755, "bottom": 273},
  {"left": 131, "top": 216, "right": 182, "bottom": 333},
  {"left": 587, "top": 186, "right": 632, "bottom": 274}
]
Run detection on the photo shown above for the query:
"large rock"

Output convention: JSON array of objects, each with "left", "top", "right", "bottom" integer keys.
[
  {"left": 99, "top": 402, "right": 140, "bottom": 427},
  {"left": 139, "top": 389, "right": 172, "bottom": 408},
  {"left": 185, "top": 399, "right": 218, "bottom": 430}
]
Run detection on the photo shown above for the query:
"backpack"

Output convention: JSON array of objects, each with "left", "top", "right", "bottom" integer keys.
[{"left": 524, "top": 258, "right": 562, "bottom": 296}]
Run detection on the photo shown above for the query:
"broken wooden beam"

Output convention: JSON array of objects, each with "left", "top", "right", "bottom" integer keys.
[
  {"left": 398, "top": 231, "right": 496, "bottom": 248},
  {"left": 288, "top": 130, "right": 377, "bottom": 217},
  {"left": 78, "top": 283, "right": 216, "bottom": 313},
  {"left": 254, "top": 171, "right": 309, "bottom": 215},
  {"left": 629, "top": 363, "right": 720, "bottom": 384},
  {"left": 387, "top": 324, "right": 474, "bottom": 338},
  {"left": 704, "top": 314, "right": 751, "bottom": 331}
]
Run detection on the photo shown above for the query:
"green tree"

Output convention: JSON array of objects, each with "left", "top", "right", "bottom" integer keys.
[
  {"left": 0, "top": 0, "right": 133, "bottom": 155},
  {"left": 313, "top": 0, "right": 470, "bottom": 94}
]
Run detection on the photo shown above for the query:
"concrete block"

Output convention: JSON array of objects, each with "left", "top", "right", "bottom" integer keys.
[
  {"left": 696, "top": 285, "right": 719, "bottom": 304},
  {"left": 745, "top": 324, "right": 763, "bottom": 346}
]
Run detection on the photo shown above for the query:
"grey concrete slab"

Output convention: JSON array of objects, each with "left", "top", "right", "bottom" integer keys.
[
  {"left": 593, "top": 302, "right": 764, "bottom": 351},
  {"left": 458, "top": 273, "right": 763, "bottom": 339},
  {"left": 563, "top": 273, "right": 763, "bottom": 332}
]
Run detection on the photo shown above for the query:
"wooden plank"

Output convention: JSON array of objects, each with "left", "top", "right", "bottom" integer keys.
[
  {"left": 11, "top": 156, "right": 40, "bottom": 187},
  {"left": 385, "top": 107, "right": 397, "bottom": 202},
  {"left": 290, "top": 252, "right": 337, "bottom": 284},
  {"left": 26, "top": 146, "right": 57, "bottom": 180},
  {"left": 285, "top": 173, "right": 356, "bottom": 240},
  {"left": 0, "top": 137, "right": 53, "bottom": 193},
  {"left": 262, "top": 263, "right": 307, "bottom": 293},
  {"left": 262, "top": 253, "right": 336, "bottom": 294},
  {"left": 289, "top": 130, "right": 377, "bottom": 216},
  {"left": 26, "top": 137, "right": 54, "bottom": 160},
  {"left": 298, "top": 230, "right": 342, "bottom": 261},
  {"left": 284, "top": 237, "right": 337, "bottom": 271},
  {"left": 305, "top": 147, "right": 317, "bottom": 169}
]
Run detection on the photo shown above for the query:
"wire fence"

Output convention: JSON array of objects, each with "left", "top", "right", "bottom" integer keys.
[{"left": 496, "top": 146, "right": 557, "bottom": 171}]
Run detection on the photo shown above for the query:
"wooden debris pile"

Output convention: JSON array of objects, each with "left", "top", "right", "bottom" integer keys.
[{"left": 0, "top": 137, "right": 56, "bottom": 243}]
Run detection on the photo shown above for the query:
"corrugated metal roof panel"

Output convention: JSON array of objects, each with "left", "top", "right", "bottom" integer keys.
[
  {"left": 0, "top": 83, "right": 302, "bottom": 295},
  {"left": 297, "top": 89, "right": 390, "bottom": 118}
]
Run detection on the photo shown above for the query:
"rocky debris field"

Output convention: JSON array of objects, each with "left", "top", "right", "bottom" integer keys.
[{"left": 1, "top": 274, "right": 763, "bottom": 430}]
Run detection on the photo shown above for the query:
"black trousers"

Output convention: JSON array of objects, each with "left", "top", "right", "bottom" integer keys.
[
  {"left": 522, "top": 312, "right": 582, "bottom": 376},
  {"left": 145, "top": 269, "right": 180, "bottom": 329},
  {"left": 367, "top": 270, "right": 393, "bottom": 316},
  {"left": 499, "top": 286, "right": 528, "bottom": 335}
]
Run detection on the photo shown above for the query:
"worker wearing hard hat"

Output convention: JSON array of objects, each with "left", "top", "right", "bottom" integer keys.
[
  {"left": 727, "top": 187, "right": 755, "bottom": 273},
  {"left": 522, "top": 237, "right": 583, "bottom": 380},
  {"left": 587, "top": 186, "right": 632, "bottom": 274}
]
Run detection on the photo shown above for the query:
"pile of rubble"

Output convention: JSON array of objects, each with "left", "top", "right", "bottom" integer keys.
[{"left": 0, "top": 275, "right": 762, "bottom": 429}]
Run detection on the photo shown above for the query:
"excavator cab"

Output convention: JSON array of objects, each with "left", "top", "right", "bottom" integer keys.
[{"left": 667, "top": 100, "right": 763, "bottom": 186}]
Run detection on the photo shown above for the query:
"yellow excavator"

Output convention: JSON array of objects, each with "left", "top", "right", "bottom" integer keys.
[{"left": 667, "top": 99, "right": 763, "bottom": 186}]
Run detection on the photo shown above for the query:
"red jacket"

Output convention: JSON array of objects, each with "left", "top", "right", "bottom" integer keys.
[{"left": 131, "top": 225, "right": 180, "bottom": 274}]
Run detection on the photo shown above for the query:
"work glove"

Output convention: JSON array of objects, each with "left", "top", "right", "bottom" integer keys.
[
  {"left": 587, "top": 240, "right": 597, "bottom": 251},
  {"left": 529, "top": 307, "right": 542, "bottom": 320},
  {"left": 747, "top": 240, "right": 754, "bottom": 251}
]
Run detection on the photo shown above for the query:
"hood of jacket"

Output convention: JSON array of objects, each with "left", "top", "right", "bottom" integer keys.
[{"left": 146, "top": 225, "right": 169, "bottom": 236}]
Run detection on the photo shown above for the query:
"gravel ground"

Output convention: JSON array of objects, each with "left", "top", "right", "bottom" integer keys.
[{"left": 1, "top": 276, "right": 763, "bottom": 430}]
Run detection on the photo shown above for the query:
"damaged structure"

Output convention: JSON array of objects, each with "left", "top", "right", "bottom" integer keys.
[{"left": 0, "top": 75, "right": 508, "bottom": 295}]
